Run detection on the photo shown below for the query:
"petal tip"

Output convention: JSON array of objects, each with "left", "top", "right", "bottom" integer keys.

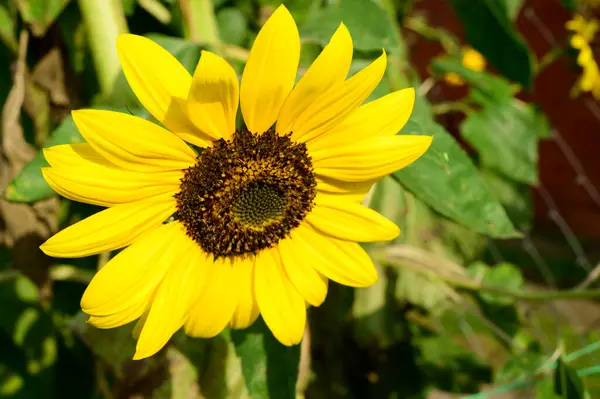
[
  {"left": 132, "top": 350, "right": 149, "bottom": 361},
  {"left": 39, "top": 241, "right": 51, "bottom": 255}
]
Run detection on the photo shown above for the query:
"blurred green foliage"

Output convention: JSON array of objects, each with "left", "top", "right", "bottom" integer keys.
[{"left": 1, "top": 0, "right": 600, "bottom": 398}]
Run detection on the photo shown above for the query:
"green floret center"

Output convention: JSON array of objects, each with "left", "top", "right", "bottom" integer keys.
[{"left": 232, "top": 184, "right": 287, "bottom": 227}]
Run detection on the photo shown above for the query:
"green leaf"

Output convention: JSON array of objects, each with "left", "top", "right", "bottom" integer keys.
[
  {"left": 121, "top": 0, "right": 136, "bottom": 15},
  {"left": 538, "top": 378, "right": 563, "bottom": 399},
  {"left": 468, "top": 261, "right": 524, "bottom": 305},
  {"left": 431, "top": 56, "right": 517, "bottom": 102},
  {"left": 352, "top": 263, "right": 394, "bottom": 347},
  {"left": 480, "top": 169, "right": 533, "bottom": 230},
  {"left": 504, "top": 0, "right": 524, "bottom": 20},
  {"left": 461, "top": 99, "right": 540, "bottom": 184},
  {"left": 16, "top": 0, "right": 70, "bottom": 36},
  {"left": 71, "top": 312, "right": 136, "bottom": 376},
  {"left": 0, "top": 4, "right": 17, "bottom": 51},
  {"left": 446, "top": 0, "right": 533, "bottom": 89},
  {"left": 560, "top": 0, "right": 576, "bottom": 10},
  {"left": 394, "top": 266, "right": 460, "bottom": 313},
  {"left": 0, "top": 275, "right": 57, "bottom": 398},
  {"left": 230, "top": 319, "right": 300, "bottom": 399},
  {"left": 300, "top": 0, "right": 398, "bottom": 51},
  {"left": 367, "top": 176, "right": 408, "bottom": 236},
  {"left": 217, "top": 8, "right": 248, "bottom": 46},
  {"left": 393, "top": 94, "right": 519, "bottom": 238},
  {"left": 175, "top": 333, "right": 248, "bottom": 399},
  {"left": 416, "top": 335, "right": 492, "bottom": 392},
  {"left": 554, "top": 357, "right": 587, "bottom": 399}
]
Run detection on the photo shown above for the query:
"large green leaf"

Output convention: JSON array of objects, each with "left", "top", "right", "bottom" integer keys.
[
  {"left": 300, "top": 0, "right": 398, "bottom": 51},
  {"left": 230, "top": 320, "right": 300, "bottom": 399},
  {"left": 394, "top": 94, "right": 519, "bottom": 238},
  {"left": 447, "top": 0, "right": 533, "bottom": 89},
  {"left": 461, "top": 100, "right": 540, "bottom": 184},
  {"left": 480, "top": 169, "right": 533, "bottom": 231},
  {"left": 16, "top": 0, "right": 70, "bottom": 36}
]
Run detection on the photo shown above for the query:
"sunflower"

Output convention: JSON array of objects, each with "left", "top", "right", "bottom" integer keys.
[
  {"left": 40, "top": 5, "right": 432, "bottom": 360},
  {"left": 566, "top": 14, "right": 600, "bottom": 99},
  {"left": 444, "top": 46, "right": 487, "bottom": 86}
]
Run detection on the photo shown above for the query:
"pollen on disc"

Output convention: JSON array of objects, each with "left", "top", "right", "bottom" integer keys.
[{"left": 175, "top": 129, "right": 316, "bottom": 258}]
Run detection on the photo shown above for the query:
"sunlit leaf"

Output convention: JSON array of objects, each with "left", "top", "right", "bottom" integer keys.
[
  {"left": 394, "top": 94, "right": 519, "bottom": 238},
  {"left": 461, "top": 100, "right": 540, "bottom": 184},
  {"left": 231, "top": 320, "right": 300, "bottom": 399},
  {"left": 300, "top": 0, "right": 398, "bottom": 51}
]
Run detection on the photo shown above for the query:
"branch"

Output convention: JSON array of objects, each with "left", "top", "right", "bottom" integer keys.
[{"left": 377, "top": 244, "right": 600, "bottom": 301}]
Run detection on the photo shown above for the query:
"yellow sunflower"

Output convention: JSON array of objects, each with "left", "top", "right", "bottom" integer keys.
[
  {"left": 444, "top": 46, "right": 487, "bottom": 86},
  {"left": 40, "top": 5, "right": 432, "bottom": 360},
  {"left": 566, "top": 14, "right": 600, "bottom": 99}
]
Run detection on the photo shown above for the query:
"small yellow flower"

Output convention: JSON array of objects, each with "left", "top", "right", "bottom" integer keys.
[
  {"left": 444, "top": 47, "right": 487, "bottom": 86},
  {"left": 40, "top": 5, "right": 432, "bottom": 359},
  {"left": 566, "top": 14, "right": 600, "bottom": 99}
]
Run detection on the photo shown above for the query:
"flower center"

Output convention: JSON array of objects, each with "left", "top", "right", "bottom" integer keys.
[
  {"left": 175, "top": 129, "right": 316, "bottom": 258},
  {"left": 232, "top": 184, "right": 287, "bottom": 226}
]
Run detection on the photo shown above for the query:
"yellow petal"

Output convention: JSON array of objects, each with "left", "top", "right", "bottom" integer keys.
[
  {"left": 277, "top": 23, "right": 353, "bottom": 134},
  {"left": 240, "top": 5, "right": 300, "bottom": 133},
  {"left": 72, "top": 109, "right": 197, "bottom": 172},
  {"left": 40, "top": 193, "right": 176, "bottom": 258},
  {"left": 291, "top": 51, "right": 387, "bottom": 143},
  {"left": 163, "top": 97, "right": 215, "bottom": 148},
  {"left": 278, "top": 237, "right": 328, "bottom": 307},
  {"left": 135, "top": 225, "right": 211, "bottom": 360},
  {"left": 293, "top": 224, "right": 377, "bottom": 287},
  {"left": 187, "top": 51, "right": 239, "bottom": 140},
  {"left": 316, "top": 177, "right": 375, "bottom": 203},
  {"left": 81, "top": 223, "right": 181, "bottom": 326},
  {"left": 42, "top": 166, "right": 181, "bottom": 207},
  {"left": 132, "top": 306, "right": 150, "bottom": 340},
  {"left": 311, "top": 135, "right": 433, "bottom": 182},
  {"left": 306, "top": 195, "right": 399, "bottom": 242},
  {"left": 254, "top": 247, "right": 306, "bottom": 346},
  {"left": 307, "top": 88, "right": 415, "bottom": 152},
  {"left": 87, "top": 298, "right": 148, "bottom": 329},
  {"left": 43, "top": 143, "right": 115, "bottom": 169},
  {"left": 184, "top": 257, "right": 236, "bottom": 338},
  {"left": 229, "top": 256, "right": 260, "bottom": 329},
  {"left": 117, "top": 34, "right": 192, "bottom": 131}
]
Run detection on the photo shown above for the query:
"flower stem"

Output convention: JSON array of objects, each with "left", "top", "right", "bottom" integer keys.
[
  {"left": 178, "top": 0, "right": 220, "bottom": 48},
  {"left": 377, "top": 244, "right": 600, "bottom": 301},
  {"left": 78, "top": 0, "right": 128, "bottom": 96}
]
